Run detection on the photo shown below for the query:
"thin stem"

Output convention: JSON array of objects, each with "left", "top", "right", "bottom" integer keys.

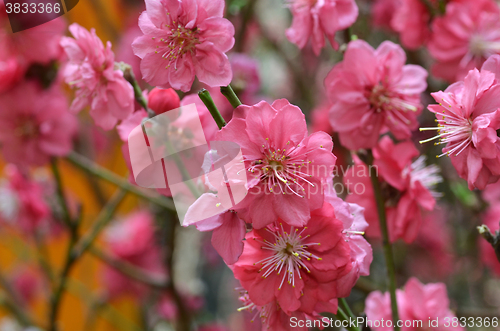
[
  {"left": 198, "top": 89, "right": 226, "bottom": 129},
  {"left": 122, "top": 64, "right": 156, "bottom": 118},
  {"left": 220, "top": 85, "right": 242, "bottom": 108},
  {"left": 339, "top": 298, "right": 357, "bottom": 324},
  {"left": 365, "top": 150, "right": 400, "bottom": 331},
  {"left": 66, "top": 151, "right": 175, "bottom": 211},
  {"left": 89, "top": 246, "right": 168, "bottom": 289},
  {"left": 335, "top": 307, "right": 357, "bottom": 331},
  {"left": 73, "top": 189, "right": 127, "bottom": 258},
  {"left": 50, "top": 158, "right": 72, "bottom": 228}
]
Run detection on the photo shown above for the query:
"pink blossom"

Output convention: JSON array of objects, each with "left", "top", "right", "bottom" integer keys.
[
  {"left": 0, "top": 58, "right": 23, "bottom": 93},
  {"left": 0, "top": 81, "right": 77, "bottom": 166},
  {"left": 310, "top": 102, "right": 333, "bottom": 135},
  {"left": 231, "top": 202, "right": 352, "bottom": 316},
  {"left": 420, "top": 57, "right": 500, "bottom": 190},
  {"left": 60, "top": 23, "right": 135, "bottom": 130},
  {"left": 428, "top": 0, "right": 500, "bottom": 82},
  {"left": 229, "top": 53, "right": 261, "bottom": 103},
  {"left": 0, "top": 2, "right": 65, "bottom": 66},
  {"left": 325, "top": 40, "right": 427, "bottom": 150},
  {"left": 10, "top": 267, "right": 41, "bottom": 306},
  {"left": 0, "top": 165, "right": 50, "bottom": 235},
  {"left": 103, "top": 211, "right": 165, "bottom": 299},
  {"left": 286, "top": 0, "right": 358, "bottom": 55},
  {"left": 365, "top": 278, "right": 463, "bottom": 331},
  {"left": 371, "top": 0, "right": 399, "bottom": 31},
  {"left": 391, "top": 0, "right": 431, "bottom": 50},
  {"left": 132, "top": 0, "right": 235, "bottom": 92},
  {"left": 345, "top": 137, "right": 441, "bottom": 243},
  {"left": 217, "top": 100, "right": 336, "bottom": 228}
]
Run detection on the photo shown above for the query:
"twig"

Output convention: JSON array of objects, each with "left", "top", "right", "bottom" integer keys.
[
  {"left": 89, "top": 246, "right": 168, "bottom": 289},
  {"left": 50, "top": 158, "right": 72, "bottom": 228},
  {"left": 66, "top": 151, "right": 175, "bottom": 211}
]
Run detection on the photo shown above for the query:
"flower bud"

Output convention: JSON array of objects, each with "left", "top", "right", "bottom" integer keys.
[{"left": 148, "top": 88, "right": 180, "bottom": 114}]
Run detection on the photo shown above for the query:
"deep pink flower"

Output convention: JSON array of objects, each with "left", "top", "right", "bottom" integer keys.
[
  {"left": 231, "top": 202, "right": 352, "bottom": 315},
  {"left": 0, "top": 165, "right": 50, "bottom": 235},
  {"left": 132, "top": 0, "right": 235, "bottom": 92},
  {"left": 148, "top": 87, "right": 181, "bottom": 114},
  {"left": 0, "top": 57, "right": 23, "bottom": 93},
  {"left": 420, "top": 57, "right": 500, "bottom": 190},
  {"left": 0, "top": 81, "right": 77, "bottom": 166},
  {"left": 103, "top": 211, "right": 165, "bottom": 299},
  {"left": 217, "top": 100, "right": 336, "bottom": 228},
  {"left": 428, "top": 0, "right": 500, "bottom": 82},
  {"left": 325, "top": 40, "right": 427, "bottom": 150},
  {"left": 365, "top": 278, "right": 463, "bottom": 331},
  {"left": 286, "top": 0, "right": 358, "bottom": 55},
  {"left": 60, "top": 23, "right": 135, "bottom": 130},
  {"left": 391, "top": 0, "right": 431, "bottom": 50},
  {"left": 345, "top": 137, "right": 441, "bottom": 243}
]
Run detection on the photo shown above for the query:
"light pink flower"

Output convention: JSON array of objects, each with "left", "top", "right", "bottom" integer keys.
[
  {"left": 366, "top": 278, "right": 463, "bottom": 331},
  {"left": 428, "top": 0, "right": 500, "bottom": 82},
  {"left": 231, "top": 202, "right": 352, "bottom": 315},
  {"left": 60, "top": 23, "right": 135, "bottom": 130},
  {"left": 0, "top": 81, "right": 77, "bottom": 166},
  {"left": 103, "top": 211, "right": 165, "bottom": 299},
  {"left": 286, "top": 0, "right": 358, "bottom": 55},
  {"left": 391, "top": 0, "right": 431, "bottom": 50},
  {"left": 132, "top": 0, "right": 235, "bottom": 92},
  {"left": 345, "top": 137, "right": 441, "bottom": 243},
  {"left": 420, "top": 57, "right": 500, "bottom": 190},
  {"left": 217, "top": 100, "right": 337, "bottom": 228},
  {"left": 325, "top": 40, "right": 427, "bottom": 150}
]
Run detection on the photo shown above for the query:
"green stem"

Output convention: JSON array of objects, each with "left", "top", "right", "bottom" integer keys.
[
  {"left": 198, "top": 89, "right": 226, "bottom": 129},
  {"left": 66, "top": 151, "right": 175, "bottom": 211},
  {"left": 73, "top": 189, "right": 127, "bottom": 258},
  {"left": 122, "top": 64, "right": 156, "bottom": 118},
  {"left": 335, "top": 307, "right": 358, "bottom": 331},
  {"left": 339, "top": 298, "right": 357, "bottom": 323},
  {"left": 220, "top": 85, "right": 242, "bottom": 108},
  {"left": 89, "top": 246, "right": 168, "bottom": 289},
  {"left": 50, "top": 158, "right": 72, "bottom": 228},
  {"left": 365, "top": 150, "right": 400, "bottom": 331}
]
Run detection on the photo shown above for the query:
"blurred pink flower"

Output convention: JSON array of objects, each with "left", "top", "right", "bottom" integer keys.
[
  {"left": 0, "top": 81, "right": 77, "bottom": 166},
  {"left": 286, "top": 0, "right": 358, "bottom": 55},
  {"left": 10, "top": 267, "right": 41, "bottom": 306},
  {"left": 480, "top": 184, "right": 500, "bottom": 275},
  {"left": 366, "top": 278, "right": 463, "bottom": 331},
  {"left": 232, "top": 202, "right": 352, "bottom": 316},
  {"left": 157, "top": 292, "right": 204, "bottom": 321},
  {"left": 345, "top": 137, "right": 441, "bottom": 243},
  {"left": 391, "top": 0, "right": 431, "bottom": 50},
  {"left": 428, "top": 0, "right": 500, "bottom": 82},
  {"left": 0, "top": 58, "right": 23, "bottom": 93},
  {"left": 217, "top": 100, "right": 336, "bottom": 228},
  {"left": 60, "top": 23, "right": 135, "bottom": 130},
  {"left": 0, "top": 165, "right": 50, "bottom": 235},
  {"left": 0, "top": 2, "right": 65, "bottom": 66},
  {"left": 421, "top": 58, "right": 500, "bottom": 190},
  {"left": 103, "top": 211, "right": 165, "bottom": 299},
  {"left": 325, "top": 40, "right": 427, "bottom": 150},
  {"left": 371, "top": 0, "right": 399, "bottom": 31},
  {"left": 229, "top": 53, "right": 260, "bottom": 102},
  {"left": 132, "top": 0, "right": 234, "bottom": 92},
  {"left": 116, "top": 20, "right": 145, "bottom": 87}
]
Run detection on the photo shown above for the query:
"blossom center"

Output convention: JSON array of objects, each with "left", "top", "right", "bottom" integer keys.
[
  {"left": 254, "top": 224, "right": 322, "bottom": 290},
  {"left": 246, "top": 142, "right": 315, "bottom": 197},
  {"left": 468, "top": 34, "right": 500, "bottom": 59},
  {"left": 155, "top": 21, "right": 200, "bottom": 69},
  {"left": 419, "top": 99, "right": 473, "bottom": 157},
  {"left": 403, "top": 155, "right": 442, "bottom": 197}
]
